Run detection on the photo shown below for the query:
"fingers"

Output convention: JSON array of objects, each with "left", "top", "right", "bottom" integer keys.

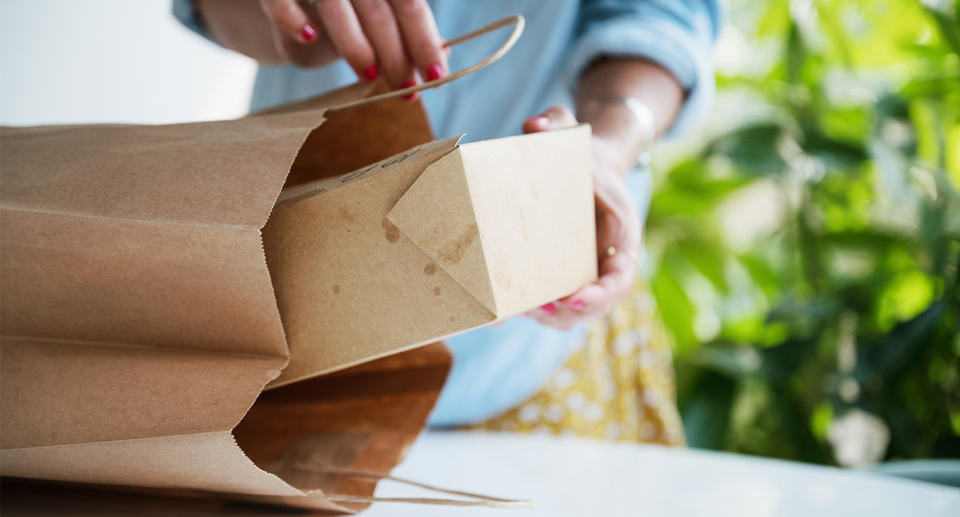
[
  {"left": 595, "top": 173, "right": 642, "bottom": 262},
  {"left": 313, "top": 0, "right": 377, "bottom": 78},
  {"left": 522, "top": 105, "right": 579, "bottom": 134},
  {"left": 526, "top": 249, "right": 636, "bottom": 330},
  {"left": 523, "top": 145, "right": 643, "bottom": 330},
  {"left": 350, "top": 0, "right": 446, "bottom": 93},
  {"left": 261, "top": 0, "right": 333, "bottom": 66},
  {"left": 386, "top": 0, "right": 448, "bottom": 81},
  {"left": 563, "top": 251, "right": 637, "bottom": 309},
  {"left": 554, "top": 178, "right": 641, "bottom": 318},
  {"left": 261, "top": 0, "right": 316, "bottom": 44},
  {"left": 263, "top": 0, "right": 445, "bottom": 92},
  {"left": 523, "top": 304, "right": 579, "bottom": 331},
  {"left": 351, "top": 0, "right": 411, "bottom": 87}
]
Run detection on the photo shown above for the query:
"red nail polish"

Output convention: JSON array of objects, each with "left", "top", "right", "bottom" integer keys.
[
  {"left": 426, "top": 63, "right": 444, "bottom": 81},
  {"left": 401, "top": 80, "right": 418, "bottom": 101},
  {"left": 570, "top": 299, "right": 585, "bottom": 310},
  {"left": 540, "top": 302, "right": 557, "bottom": 315},
  {"left": 301, "top": 24, "right": 317, "bottom": 43},
  {"left": 362, "top": 64, "right": 379, "bottom": 82}
]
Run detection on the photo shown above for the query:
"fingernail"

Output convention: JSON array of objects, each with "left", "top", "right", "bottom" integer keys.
[
  {"left": 534, "top": 115, "right": 550, "bottom": 128},
  {"left": 569, "top": 299, "right": 585, "bottom": 310},
  {"left": 426, "top": 62, "right": 444, "bottom": 82},
  {"left": 540, "top": 302, "right": 557, "bottom": 315},
  {"left": 401, "top": 80, "right": 418, "bottom": 101},
  {"left": 362, "top": 63, "right": 379, "bottom": 82},
  {"left": 301, "top": 24, "right": 317, "bottom": 43}
]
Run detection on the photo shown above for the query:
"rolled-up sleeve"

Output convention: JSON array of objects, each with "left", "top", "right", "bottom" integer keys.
[{"left": 566, "top": 0, "right": 723, "bottom": 137}]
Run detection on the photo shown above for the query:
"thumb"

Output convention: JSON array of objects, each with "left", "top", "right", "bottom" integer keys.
[{"left": 522, "top": 105, "right": 578, "bottom": 134}]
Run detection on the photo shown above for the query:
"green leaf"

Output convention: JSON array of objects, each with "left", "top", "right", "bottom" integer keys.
[
  {"left": 651, "top": 257, "right": 698, "bottom": 353},
  {"left": 708, "top": 124, "right": 789, "bottom": 177},
  {"left": 925, "top": 5, "right": 960, "bottom": 55},
  {"left": 875, "top": 270, "right": 938, "bottom": 329},
  {"left": 818, "top": 106, "right": 870, "bottom": 143},
  {"left": 680, "top": 370, "right": 738, "bottom": 449},
  {"left": 818, "top": 230, "right": 914, "bottom": 251},
  {"left": 679, "top": 238, "right": 730, "bottom": 293},
  {"left": 810, "top": 402, "right": 834, "bottom": 440},
  {"left": 759, "top": 337, "right": 818, "bottom": 385},
  {"left": 739, "top": 253, "right": 783, "bottom": 297},
  {"left": 856, "top": 299, "right": 947, "bottom": 382},
  {"left": 786, "top": 22, "right": 806, "bottom": 84},
  {"left": 691, "top": 342, "right": 761, "bottom": 379},
  {"left": 647, "top": 158, "right": 752, "bottom": 220},
  {"left": 755, "top": 0, "right": 791, "bottom": 38},
  {"left": 769, "top": 388, "right": 830, "bottom": 462},
  {"left": 802, "top": 126, "right": 869, "bottom": 171},
  {"left": 766, "top": 298, "right": 839, "bottom": 329},
  {"left": 901, "top": 75, "right": 960, "bottom": 101}
]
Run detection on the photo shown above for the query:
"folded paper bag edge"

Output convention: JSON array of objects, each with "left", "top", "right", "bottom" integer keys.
[
  {"left": 0, "top": 430, "right": 355, "bottom": 514},
  {"left": 0, "top": 109, "right": 326, "bottom": 229},
  {"left": 273, "top": 134, "right": 463, "bottom": 207}
]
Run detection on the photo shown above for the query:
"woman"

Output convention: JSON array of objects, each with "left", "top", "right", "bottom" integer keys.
[{"left": 175, "top": 0, "right": 721, "bottom": 444}]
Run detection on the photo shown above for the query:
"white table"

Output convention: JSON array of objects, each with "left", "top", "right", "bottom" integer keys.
[
  {"left": 3, "top": 432, "right": 957, "bottom": 516},
  {"left": 366, "top": 432, "right": 960, "bottom": 517}
]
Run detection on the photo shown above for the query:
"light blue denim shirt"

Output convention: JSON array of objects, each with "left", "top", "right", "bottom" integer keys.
[{"left": 174, "top": 0, "right": 721, "bottom": 426}]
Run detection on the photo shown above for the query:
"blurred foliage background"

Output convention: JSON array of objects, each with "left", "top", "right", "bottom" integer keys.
[{"left": 648, "top": 0, "right": 960, "bottom": 466}]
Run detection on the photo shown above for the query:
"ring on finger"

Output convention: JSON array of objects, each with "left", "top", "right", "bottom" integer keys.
[{"left": 605, "top": 245, "right": 639, "bottom": 262}]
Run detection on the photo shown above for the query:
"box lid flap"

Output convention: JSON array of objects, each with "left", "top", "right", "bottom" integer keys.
[{"left": 386, "top": 146, "right": 498, "bottom": 316}]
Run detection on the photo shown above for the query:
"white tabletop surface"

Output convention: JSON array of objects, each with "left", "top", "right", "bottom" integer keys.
[
  {"left": 365, "top": 431, "right": 960, "bottom": 517},
  {"left": 2, "top": 431, "right": 958, "bottom": 516}
]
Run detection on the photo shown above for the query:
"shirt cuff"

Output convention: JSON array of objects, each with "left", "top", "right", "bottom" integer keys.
[{"left": 564, "top": 16, "right": 716, "bottom": 138}]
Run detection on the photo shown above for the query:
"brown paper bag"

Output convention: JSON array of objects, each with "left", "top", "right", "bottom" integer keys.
[{"left": 0, "top": 16, "right": 593, "bottom": 512}]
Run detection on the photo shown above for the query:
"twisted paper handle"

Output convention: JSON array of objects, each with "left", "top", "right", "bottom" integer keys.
[
  {"left": 328, "top": 15, "right": 525, "bottom": 113},
  {"left": 317, "top": 467, "right": 534, "bottom": 509}
]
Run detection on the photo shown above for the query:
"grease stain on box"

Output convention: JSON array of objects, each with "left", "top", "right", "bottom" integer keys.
[
  {"left": 438, "top": 223, "right": 478, "bottom": 265},
  {"left": 381, "top": 219, "right": 400, "bottom": 243}
]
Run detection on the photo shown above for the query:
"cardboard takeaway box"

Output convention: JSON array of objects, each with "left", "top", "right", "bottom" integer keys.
[{"left": 0, "top": 73, "right": 597, "bottom": 511}]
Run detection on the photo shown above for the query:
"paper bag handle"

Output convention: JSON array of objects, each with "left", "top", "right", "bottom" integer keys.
[
  {"left": 328, "top": 15, "right": 525, "bottom": 113},
  {"left": 320, "top": 468, "right": 534, "bottom": 509}
]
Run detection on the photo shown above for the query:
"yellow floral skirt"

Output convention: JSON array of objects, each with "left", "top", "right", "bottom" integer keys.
[{"left": 463, "top": 281, "right": 685, "bottom": 446}]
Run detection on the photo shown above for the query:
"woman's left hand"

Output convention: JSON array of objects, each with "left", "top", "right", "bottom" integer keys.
[{"left": 522, "top": 106, "right": 642, "bottom": 330}]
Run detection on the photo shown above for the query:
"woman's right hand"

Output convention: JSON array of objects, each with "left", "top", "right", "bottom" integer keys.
[{"left": 258, "top": 0, "right": 448, "bottom": 92}]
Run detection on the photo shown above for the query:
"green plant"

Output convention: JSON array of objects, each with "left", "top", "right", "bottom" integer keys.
[{"left": 648, "top": 0, "right": 960, "bottom": 464}]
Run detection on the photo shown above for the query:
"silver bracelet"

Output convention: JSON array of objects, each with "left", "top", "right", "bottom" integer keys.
[{"left": 586, "top": 96, "right": 655, "bottom": 168}]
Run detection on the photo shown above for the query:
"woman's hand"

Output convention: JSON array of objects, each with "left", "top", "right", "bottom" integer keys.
[
  {"left": 208, "top": 0, "right": 449, "bottom": 92},
  {"left": 522, "top": 106, "right": 642, "bottom": 330}
]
